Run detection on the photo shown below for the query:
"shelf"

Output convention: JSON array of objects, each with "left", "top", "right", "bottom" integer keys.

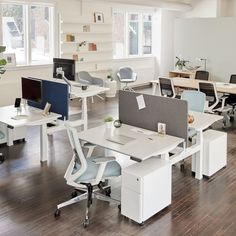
[
  {"left": 61, "top": 50, "right": 113, "bottom": 55},
  {"left": 61, "top": 40, "right": 113, "bottom": 44},
  {"left": 61, "top": 31, "right": 111, "bottom": 35},
  {"left": 76, "top": 59, "right": 113, "bottom": 64},
  {"left": 61, "top": 21, "right": 112, "bottom": 26}
]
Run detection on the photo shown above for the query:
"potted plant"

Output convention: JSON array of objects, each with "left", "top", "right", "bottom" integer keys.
[
  {"left": 0, "top": 46, "right": 7, "bottom": 77},
  {"left": 175, "top": 56, "right": 189, "bottom": 70},
  {"left": 76, "top": 41, "right": 87, "bottom": 52},
  {"left": 104, "top": 116, "right": 114, "bottom": 129},
  {"left": 105, "top": 73, "right": 117, "bottom": 98}
]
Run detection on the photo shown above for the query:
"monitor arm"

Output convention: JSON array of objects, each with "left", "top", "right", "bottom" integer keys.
[{"left": 56, "top": 67, "right": 72, "bottom": 92}]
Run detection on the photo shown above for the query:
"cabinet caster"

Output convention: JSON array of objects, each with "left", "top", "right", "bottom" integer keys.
[
  {"left": 139, "top": 222, "right": 144, "bottom": 226},
  {"left": 118, "top": 204, "right": 121, "bottom": 211},
  {"left": 0, "top": 154, "right": 5, "bottom": 164},
  {"left": 105, "top": 187, "right": 111, "bottom": 197},
  {"left": 83, "top": 219, "right": 90, "bottom": 228},
  {"left": 54, "top": 209, "right": 61, "bottom": 219},
  {"left": 71, "top": 191, "right": 78, "bottom": 198}
]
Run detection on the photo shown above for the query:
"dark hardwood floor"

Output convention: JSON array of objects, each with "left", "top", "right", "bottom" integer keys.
[{"left": 1, "top": 88, "right": 236, "bottom": 236}]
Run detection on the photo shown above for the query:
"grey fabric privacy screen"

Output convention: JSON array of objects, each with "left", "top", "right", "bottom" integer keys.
[{"left": 119, "top": 90, "right": 188, "bottom": 142}]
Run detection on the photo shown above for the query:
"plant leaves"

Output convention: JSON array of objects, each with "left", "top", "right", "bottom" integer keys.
[{"left": 0, "top": 46, "right": 6, "bottom": 53}]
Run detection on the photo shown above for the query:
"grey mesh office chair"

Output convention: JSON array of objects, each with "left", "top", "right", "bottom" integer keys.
[
  {"left": 195, "top": 70, "right": 209, "bottom": 81},
  {"left": 54, "top": 124, "right": 121, "bottom": 228},
  {"left": 199, "top": 82, "right": 230, "bottom": 126},
  {"left": 117, "top": 67, "right": 137, "bottom": 92},
  {"left": 226, "top": 74, "right": 236, "bottom": 121},
  {"left": 158, "top": 77, "right": 180, "bottom": 98},
  {"left": 78, "top": 71, "right": 104, "bottom": 101},
  {"left": 0, "top": 131, "right": 5, "bottom": 163}
]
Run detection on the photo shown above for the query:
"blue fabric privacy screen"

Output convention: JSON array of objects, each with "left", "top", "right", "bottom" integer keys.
[
  {"left": 119, "top": 90, "right": 188, "bottom": 142},
  {"left": 28, "top": 78, "right": 69, "bottom": 120}
]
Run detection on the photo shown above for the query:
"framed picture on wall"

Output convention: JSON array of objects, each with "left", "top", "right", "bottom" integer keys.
[
  {"left": 3, "top": 53, "right": 16, "bottom": 67},
  {"left": 94, "top": 12, "right": 104, "bottom": 23}
]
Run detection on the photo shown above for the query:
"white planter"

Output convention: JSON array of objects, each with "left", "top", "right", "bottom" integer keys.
[
  {"left": 105, "top": 121, "right": 113, "bottom": 129},
  {"left": 105, "top": 80, "right": 117, "bottom": 98}
]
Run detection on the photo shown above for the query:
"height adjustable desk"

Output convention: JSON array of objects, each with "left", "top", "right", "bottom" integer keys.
[{"left": 0, "top": 106, "right": 61, "bottom": 162}]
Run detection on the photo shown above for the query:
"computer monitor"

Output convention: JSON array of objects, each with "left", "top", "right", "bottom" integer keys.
[
  {"left": 53, "top": 58, "right": 75, "bottom": 81},
  {"left": 21, "top": 77, "right": 42, "bottom": 103}
]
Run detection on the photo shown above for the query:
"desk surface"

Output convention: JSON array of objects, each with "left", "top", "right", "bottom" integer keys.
[
  {"left": 151, "top": 77, "right": 236, "bottom": 95},
  {"left": 0, "top": 106, "right": 61, "bottom": 128},
  {"left": 189, "top": 111, "right": 222, "bottom": 131},
  {"left": 78, "top": 124, "right": 184, "bottom": 161}
]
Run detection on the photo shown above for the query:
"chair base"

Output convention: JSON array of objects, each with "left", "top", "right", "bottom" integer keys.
[
  {"left": 122, "top": 85, "right": 135, "bottom": 92},
  {"left": 55, "top": 183, "right": 120, "bottom": 228}
]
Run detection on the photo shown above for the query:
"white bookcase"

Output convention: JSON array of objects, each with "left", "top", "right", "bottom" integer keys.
[{"left": 59, "top": 16, "right": 113, "bottom": 76}]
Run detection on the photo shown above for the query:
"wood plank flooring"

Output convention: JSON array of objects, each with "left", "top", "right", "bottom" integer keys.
[{"left": 1, "top": 89, "right": 236, "bottom": 236}]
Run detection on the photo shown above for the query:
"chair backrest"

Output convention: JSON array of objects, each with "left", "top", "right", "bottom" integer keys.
[
  {"left": 195, "top": 70, "right": 209, "bottom": 81},
  {"left": 181, "top": 90, "right": 206, "bottom": 112},
  {"left": 158, "top": 77, "right": 176, "bottom": 98},
  {"left": 117, "top": 67, "right": 137, "bottom": 82},
  {"left": 198, "top": 82, "right": 218, "bottom": 110},
  {"left": 230, "top": 74, "right": 236, "bottom": 84},
  {"left": 64, "top": 123, "right": 87, "bottom": 181},
  {"left": 78, "top": 71, "right": 93, "bottom": 84}
]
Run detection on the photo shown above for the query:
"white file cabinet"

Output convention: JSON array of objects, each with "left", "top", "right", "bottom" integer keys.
[
  {"left": 121, "top": 157, "right": 171, "bottom": 224},
  {"left": 192, "top": 130, "right": 227, "bottom": 177}
]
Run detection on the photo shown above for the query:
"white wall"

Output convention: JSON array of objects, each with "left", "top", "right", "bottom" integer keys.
[{"left": 174, "top": 17, "right": 236, "bottom": 82}]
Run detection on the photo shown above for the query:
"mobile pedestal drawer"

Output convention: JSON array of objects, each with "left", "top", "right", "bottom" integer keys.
[{"left": 121, "top": 157, "right": 171, "bottom": 224}]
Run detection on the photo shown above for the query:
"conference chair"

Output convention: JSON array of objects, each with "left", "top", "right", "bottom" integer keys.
[
  {"left": 78, "top": 71, "right": 104, "bottom": 101},
  {"left": 54, "top": 124, "right": 121, "bottom": 228},
  {"left": 0, "top": 131, "right": 5, "bottom": 164},
  {"left": 226, "top": 74, "right": 236, "bottom": 121},
  {"left": 158, "top": 77, "right": 180, "bottom": 98},
  {"left": 117, "top": 67, "right": 137, "bottom": 92},
  {"left": 195, "top": 70, "right": 209, "bottom": 81},
  {"left": 199, "top": 82, "right": 230, "bottom": 126}
]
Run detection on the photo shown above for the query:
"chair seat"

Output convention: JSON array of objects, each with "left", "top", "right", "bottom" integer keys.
[
  {"left": 0, "top": 131, "right": 5, "bottom": 139},
  {"left": 120, "top": 79, "right": 136, "bottom": 83},
  {"left": 73, "top": 157, "right": 121, "bottom": 182}
]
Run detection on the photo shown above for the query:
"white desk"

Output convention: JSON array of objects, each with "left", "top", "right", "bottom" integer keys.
[
  {"left": 169, "top": 111, "right": 222, "bottom": 180},
  {"left": 78, "top": 124, "right": 184, "bottom": 162},
  {"left": 0, "top": 105, "right": 61, "bottom": 162}
]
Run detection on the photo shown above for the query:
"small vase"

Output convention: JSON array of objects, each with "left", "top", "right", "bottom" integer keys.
[{"left": 105, "top": 122, "right": 113, "bottom": 129}]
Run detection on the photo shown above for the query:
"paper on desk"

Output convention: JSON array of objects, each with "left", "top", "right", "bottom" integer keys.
[
  {"left": 131, "top": 128, "right": 154, "bottom": 136},
  {"left": 136, "top": 95, "right": 146, "bottom": 110}
]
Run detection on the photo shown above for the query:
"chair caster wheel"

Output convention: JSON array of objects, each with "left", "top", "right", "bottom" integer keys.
[
  {"left": 230, "top": 116, "right": 234, "bottom": 122},
  {"left": 105, "top": 187, "right": 111, "bottom": 197},
  {"left": 71, "top": 191, "right": 78, "bottom": 198},
  {"left": 0, "top": 155, "right": 5, "bottom": 164},
  {"left": 83, "top": 219, "right": 90, "bottom": 228},
  {"left": 54, "top": 209, "right": 61, "bottom": 219},
  {"left": 180, "top": 164, "right": 185, "bottom": 172},
  {"left": 118, "top": 204, "right": 121, "bottom": 211}
]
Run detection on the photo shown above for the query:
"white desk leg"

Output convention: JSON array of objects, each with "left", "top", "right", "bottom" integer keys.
[
  {"left": 161, "top": 152, "right": 169, "bottom": 161},
  {"left": 7, "top": 127, "right": 14, "bottom": 146},
  {"left": 152, "top": 82, "right": 157, "bottom": 95},
  {"left": 81, "top": 97, "right": 88, "bottom": 130},
  {"left": 40, "top": 123, "right": 48, "bottom": 162},
  {"left": 195, "top": 131, "right": 203, "bottom": 180}
]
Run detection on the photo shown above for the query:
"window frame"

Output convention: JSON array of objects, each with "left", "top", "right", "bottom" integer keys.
[
  {"left": 0, "top": 1, "right": 55, "bottom": 67},
  {"left": 113, "top": 9, "right": 153, "bottom": 59}
]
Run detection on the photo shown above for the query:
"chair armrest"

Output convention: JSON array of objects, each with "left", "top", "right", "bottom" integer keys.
[{"left": 92, "top": 156, "right": 116, "bottom": 164}]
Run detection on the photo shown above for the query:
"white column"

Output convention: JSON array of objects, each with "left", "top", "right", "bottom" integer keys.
[{"left": 40, "top": 123, "right": 48, "bottom": 162}]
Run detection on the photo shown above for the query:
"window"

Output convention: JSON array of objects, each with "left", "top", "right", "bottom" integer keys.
[
  {"left": 113, "top": 10, "right": 153, "bottom": 59},
  {"left": 1, "top": 3, "right": 54, "bottom": 66}
]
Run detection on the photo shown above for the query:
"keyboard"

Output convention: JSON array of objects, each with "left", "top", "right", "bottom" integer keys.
[{"left": 106, "top": 135, "right": 135, "bottom": 145}]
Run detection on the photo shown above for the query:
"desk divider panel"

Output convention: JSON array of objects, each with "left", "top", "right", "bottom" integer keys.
[
  {"left": 28, "top": 78, "right": 69, "bottom": 120},
  {"left": 119, "top": 90, "right": 188, "bottom": 142}
]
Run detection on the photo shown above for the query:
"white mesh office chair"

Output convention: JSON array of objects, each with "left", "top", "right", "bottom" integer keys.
[
  {"left": 0, "top": 131, "right": 5, "bottom": 163},
  {"left": 117, "top": 67, "right": 137, "bottom": 92},
  {"left": 54, "top": 124, "right": 121, "bottom": 228}
]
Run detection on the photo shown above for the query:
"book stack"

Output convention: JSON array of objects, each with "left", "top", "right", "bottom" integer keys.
[
  {"left": 88, "top": 43, "right": 97, "bottom": 51},
  {"left": 66, "top": 34, "right": 75, "bottom": 42}
]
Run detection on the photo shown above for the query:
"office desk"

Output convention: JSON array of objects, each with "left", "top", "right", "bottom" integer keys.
[
  {"left": 151, "top": 78, "right": 236, "bottom": 95},
  {"left": 169, "top": 70, "right": 195, "bottom": 79},
  {"left": 70, "top": 85, "right": 109, "bottom": 130},
  {"left": 78, "top": 124, "right": 184, "bottom": 162},
  {"left": 169, "top": 111, "right": 222, "bottom": 180},
  {"left": 0, "top": 106, "right": 61, "bottom": 162}
]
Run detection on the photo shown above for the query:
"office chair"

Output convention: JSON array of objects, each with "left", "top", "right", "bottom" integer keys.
[
  {"left": 158, "top": 77, "right": 180, "bottom": 98},
  {"left": 78, "top": 71, "right": 104, "bottom": 101},
  {"left": 226, "top": 74, "right": 236, "bottom": 121},
  {"left": 195, "top": 70, "right": 209, "bottom": 81},
  {"left": 117, "top": 67, "right": 137, "bottom": 92},
  {"left": 199, "top": 82, "right": 230, "bottom": 126},
  {"left": 54, "top": 124, "right": 121, "bottom": 228},
  {"left": 0, "top": 131, "right": 5, "bottom": 164}
]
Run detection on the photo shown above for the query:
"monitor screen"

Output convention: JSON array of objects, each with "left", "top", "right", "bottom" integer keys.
[
  {"left": 21, "top": 77, "right": 42, "bottom": 103},
  {"left": 53, "top": 58, "right": 75, "bottom": 81}
]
